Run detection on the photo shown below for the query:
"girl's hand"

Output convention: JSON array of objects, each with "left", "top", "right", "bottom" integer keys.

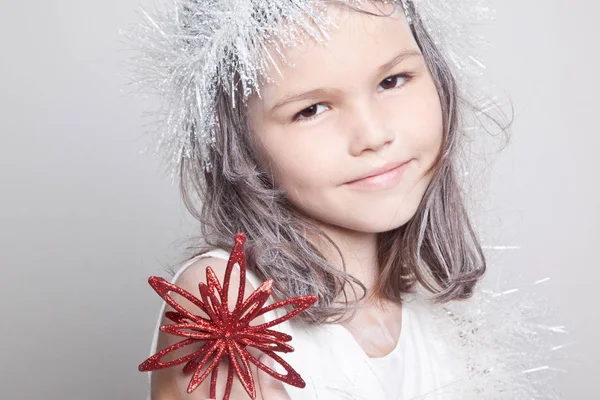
[
  {"left": 254, "top": 354, "right": 291, "bottom": 400},
  {"left": 203, "top": 354, "right": 291, "bottom": 400}
]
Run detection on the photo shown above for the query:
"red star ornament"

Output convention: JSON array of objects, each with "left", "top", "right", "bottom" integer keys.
[{"left": 139, "top": 232, "right": 317, "bottom": 399}]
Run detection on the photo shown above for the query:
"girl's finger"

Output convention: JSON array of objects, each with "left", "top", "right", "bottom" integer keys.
[{"left": 257, "top": 354, "right": 292, "bottom": 400}]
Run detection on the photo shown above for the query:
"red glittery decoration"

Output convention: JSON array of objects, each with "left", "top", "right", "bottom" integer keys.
[{"left": 139, "top": 232, "right": 317, "bottom": 399}]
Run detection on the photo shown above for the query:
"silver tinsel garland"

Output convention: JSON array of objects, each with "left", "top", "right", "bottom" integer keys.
[
  {"left": 123, "top": 0, "right": 337, "bottom": 173},
  {"left": 429, "top": 276, "right": 568, "bottom": 399}
]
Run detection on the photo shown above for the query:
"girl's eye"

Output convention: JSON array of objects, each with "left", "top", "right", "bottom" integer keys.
[
  {"left": 292, "top": 73, "right": 412, "bottom": 123},
  {"left": 293, "top": 103, "right": 329, "bottom": 123},
  {"left": 378, "top": 73, "right": 411, "bottom": 91}
]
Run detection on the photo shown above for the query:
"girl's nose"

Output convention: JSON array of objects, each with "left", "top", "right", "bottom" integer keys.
[{"left": 347, "top": 103, "right": 395, "bottom": 156}]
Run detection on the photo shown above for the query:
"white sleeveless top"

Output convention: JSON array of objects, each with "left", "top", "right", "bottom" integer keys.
[{"left": 147, "top": 250, "right": 457, "bottom": 400}]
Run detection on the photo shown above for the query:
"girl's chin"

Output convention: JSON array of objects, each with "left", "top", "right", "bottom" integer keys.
[
  {"left": 296, "top": 206, "right": 418, "bottom": 234},
  {"left": 329, "top": 217, "right": 414, "bottom": 235}
]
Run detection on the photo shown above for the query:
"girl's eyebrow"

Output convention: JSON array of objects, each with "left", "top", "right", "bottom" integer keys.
[
  {"left": 377, "top": 49, "right": 421, "bottom": 74},
  {"left": 270, "top": 87, "right": 343, "bottom": 113},
  {"left": 269, "top": 49, "right": 422, "bottom": 113}
]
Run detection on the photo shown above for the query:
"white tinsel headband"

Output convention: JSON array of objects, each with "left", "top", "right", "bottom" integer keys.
[{"left": 123, "top": 0, "right": 495, "bottom": 177}]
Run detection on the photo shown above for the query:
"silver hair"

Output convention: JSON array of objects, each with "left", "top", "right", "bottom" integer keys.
[{"left": 178, "top": 0, "right": 489, "bottom": 324}]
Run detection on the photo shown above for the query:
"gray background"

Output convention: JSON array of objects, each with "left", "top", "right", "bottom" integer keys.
[{"left": 0, "top": 0, "right": 597, "bottom": 398}]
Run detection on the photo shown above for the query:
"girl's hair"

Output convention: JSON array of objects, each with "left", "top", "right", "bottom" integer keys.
[{"left": 178, "top": 0, "right": 486, "bottom": 324}]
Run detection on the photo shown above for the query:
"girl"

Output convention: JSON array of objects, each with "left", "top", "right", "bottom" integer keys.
[{"left": 130, "top": 0, "right": 560, "bottom": 399}]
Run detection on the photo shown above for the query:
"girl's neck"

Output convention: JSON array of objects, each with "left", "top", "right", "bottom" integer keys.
[{"left": 314, "top": 224, "right": 380, "bottom": 299}]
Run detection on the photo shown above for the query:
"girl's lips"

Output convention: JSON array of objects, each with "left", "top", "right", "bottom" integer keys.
[{"left": 345, "top": 160, "right": 413, "bottom": 190}]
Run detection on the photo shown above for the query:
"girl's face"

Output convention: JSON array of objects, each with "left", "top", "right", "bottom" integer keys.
[{"left": 247, "top": 3, "right": 443, "bottom": 234}]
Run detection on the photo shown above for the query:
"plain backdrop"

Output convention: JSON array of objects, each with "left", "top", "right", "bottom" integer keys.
[{"left": 0, "top": 0, "right": 597, "bottom": 398}]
